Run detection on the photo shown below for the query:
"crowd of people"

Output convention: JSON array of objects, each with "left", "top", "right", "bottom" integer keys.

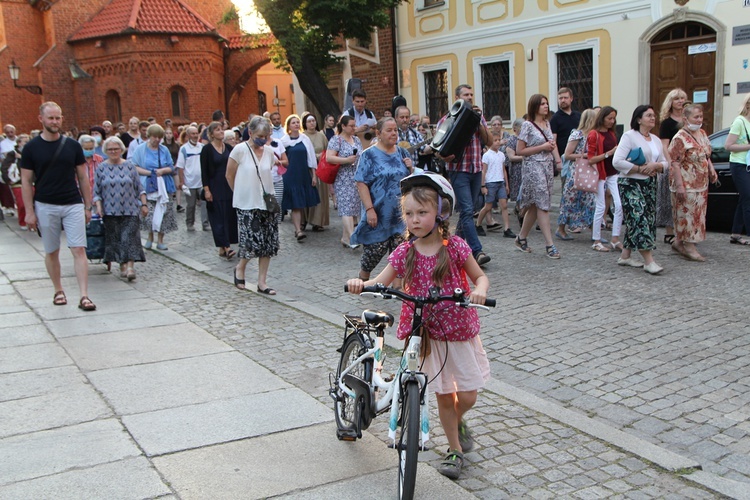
[{"left": 2, "top": 90, "right": 749, "bottom": 300}]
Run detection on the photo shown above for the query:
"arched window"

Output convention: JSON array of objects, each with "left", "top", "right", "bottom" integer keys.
[
  {"left": 170, "top": 86, "right": 188, "bottom": 118},
  {"left": 105, "top": 90, "right": 122, "bottom": 123}
]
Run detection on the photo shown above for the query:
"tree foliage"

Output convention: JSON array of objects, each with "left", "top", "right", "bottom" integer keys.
[{"left": 253, "top": 0, "right": 403, "bottom": 117}]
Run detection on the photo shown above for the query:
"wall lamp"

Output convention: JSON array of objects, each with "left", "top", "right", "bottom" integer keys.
[{"left": 8, "top": 60, "right": 43, "bottom": 95}]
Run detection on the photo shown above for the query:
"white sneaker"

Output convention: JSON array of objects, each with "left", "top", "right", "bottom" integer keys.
[
  {"left": 617, "top": 257, "right": 643, "bottom": 268},
  {"left": 643, "top": 262, "right": 663, "bottom": 274}
]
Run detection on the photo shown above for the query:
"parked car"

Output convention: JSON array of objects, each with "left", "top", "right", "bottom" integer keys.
[{"left": 706, "top": 128, "right": 738, "bottom": 233}]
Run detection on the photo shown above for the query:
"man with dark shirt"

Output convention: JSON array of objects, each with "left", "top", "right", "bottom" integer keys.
[
  {"left": 435, "top": 84, "right": 492, "bottom": 266},
  {"left": 21, "top": 102, "right": 96, "bottom": 311},
  {"left": 550, "top": 87, "right": 581, "bottom": 181}
]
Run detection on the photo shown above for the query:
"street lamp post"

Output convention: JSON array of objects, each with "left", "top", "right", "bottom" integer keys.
[{"left": 8, "top": 60, "right": 43, "bottom": 95}]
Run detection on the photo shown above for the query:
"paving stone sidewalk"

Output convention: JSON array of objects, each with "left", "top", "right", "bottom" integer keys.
[
  {"left": 151, "top": 187, "right": 750, "bottom": 498},
  {"left": 106, "top": 229, "right": 721, "bottom": 497}
]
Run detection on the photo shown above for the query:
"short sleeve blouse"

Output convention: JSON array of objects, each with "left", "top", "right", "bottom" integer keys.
[
  {"left": 328, "top": 135, "right": 362, "bottom": 169},
  {"left": 388, "top": 236, "right": 480, "bottom": 342},
  {"left": 728, "top": 116, "right": 750, "bottom": 164}
]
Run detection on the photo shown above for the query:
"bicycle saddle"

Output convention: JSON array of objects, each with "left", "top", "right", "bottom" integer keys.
[{"left": 361, "top": 309, "right": 394, "bottom": 328}]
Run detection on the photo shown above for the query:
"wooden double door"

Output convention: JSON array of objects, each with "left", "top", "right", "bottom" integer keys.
[{"left": 650, "top": 27, "right": 716, "bottom": 134}]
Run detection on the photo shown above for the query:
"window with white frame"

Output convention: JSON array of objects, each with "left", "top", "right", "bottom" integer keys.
[
  {"left": 423, "top": 0, "right": 445, "bottom": 9},
  {"left": 548, "top": 39, "right": 599, "bottom": 112}
]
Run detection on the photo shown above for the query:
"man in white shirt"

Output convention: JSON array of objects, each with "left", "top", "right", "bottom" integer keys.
[
  {"left": 344, "top": 89, "right": 377, "bottom": 148},
  {"left": 1, "top": 124, "right": 17, "bottom": 161},
  {"left": 269, "top": 112, "right": 285, "bottom": 140},
  {"left": 175, "top": 126, "right": 208, "bottom": 231}
]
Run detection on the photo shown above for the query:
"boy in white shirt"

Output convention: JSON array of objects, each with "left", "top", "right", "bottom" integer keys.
[{"left": 477, "top": 134, "right": 515, "bottom": 238}]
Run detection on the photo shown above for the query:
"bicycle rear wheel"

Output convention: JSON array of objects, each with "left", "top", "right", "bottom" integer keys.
[
  {"left": 397, "top": 380, "right": 420, "bottom": 500},
  {"left": 334, "top": 332, "right": 372, "bottom": 433}
]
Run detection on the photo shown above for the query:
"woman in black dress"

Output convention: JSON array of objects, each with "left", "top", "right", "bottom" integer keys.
[{"left": 201, "top": 121, "right": 238, "bottom": 259}]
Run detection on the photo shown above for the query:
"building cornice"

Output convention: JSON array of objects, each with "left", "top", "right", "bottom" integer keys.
[{"left": 398, "top": 0, "right": 652, "bottom": 55}]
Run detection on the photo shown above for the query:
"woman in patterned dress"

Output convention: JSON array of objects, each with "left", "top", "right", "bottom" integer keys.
[
  {"left": 514, "top": 94, "right": 563, "bottom": 259},
  {"left": 613, "top": 105, "right": 669, "bottom": 275},
  {"left": 327, "top": 115, "right": 362, "bottom": 249},
  {"left": 504, "top": 118, "right": 524, "bottom": 213},
  {"left": 556, "top": 109, "right": 597, "bottom": 240},
  {"left": 93, "top": 136, "right": 148, "bottom": 281},
  {"left": 668, "top": 103, "right": 717, "bottom": 262},
  {"left": 226, "top": 116, "right": 279, "bottom": 295}
]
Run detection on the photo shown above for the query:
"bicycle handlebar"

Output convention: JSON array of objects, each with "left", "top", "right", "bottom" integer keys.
[{"left": 344, "top": 283, "right": 496, "bottom": 309}]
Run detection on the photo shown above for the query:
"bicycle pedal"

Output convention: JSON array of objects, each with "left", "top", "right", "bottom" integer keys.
[{"left": 337, "top": 429, "right": 358, "bottom": 441}]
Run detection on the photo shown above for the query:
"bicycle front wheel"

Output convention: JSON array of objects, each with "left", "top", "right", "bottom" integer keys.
[
  {"left": 334, "top": 332, "right": 371, "bottom": 433},
  {"left": 397, "top": 380, "right": 420, "bottom": 500}
]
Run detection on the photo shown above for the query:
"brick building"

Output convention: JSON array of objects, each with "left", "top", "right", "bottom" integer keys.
[{"left": 0, "top": 0, "right": 270, "bottom": 134}]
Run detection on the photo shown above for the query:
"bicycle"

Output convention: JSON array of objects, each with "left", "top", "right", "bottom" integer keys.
[{"left": 329, "top": 283, "right": 495, "bottom": 499}]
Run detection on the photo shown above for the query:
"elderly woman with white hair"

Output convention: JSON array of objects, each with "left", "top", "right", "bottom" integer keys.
[
  {"left": 93, "top": 136, "right": 149, "bottom": 280},
  {"left": 78, "top": 134, "right": 104, "bottom": 204},
  {"left": 226, "top": 116, "right": 280, "bottom": 295}
]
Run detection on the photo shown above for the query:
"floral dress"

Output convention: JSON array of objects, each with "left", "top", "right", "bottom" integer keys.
[
  {"left": 505, "top": 134, "right": 522, "bottom": 202},
  {"left": 328, "top": 135, "right": 362, "bottom": 217},
  {"left": 668, "top": 128, "right": 711, "bottom": 243},
  {"left": 557, "top": 129, "right": 596, "bottom": 229},
  {"left": 517, "top": 121, "right": 554, "bottom": 211}
]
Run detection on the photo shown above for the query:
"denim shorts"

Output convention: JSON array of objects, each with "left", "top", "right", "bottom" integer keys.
[{"left": 485, "top": 181, "right": 507, "bottom": 203}]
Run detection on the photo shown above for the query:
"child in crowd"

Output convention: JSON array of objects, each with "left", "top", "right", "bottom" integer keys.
[
  {"left": 347, "top": 171, "right": 490, "bottom": 480},
  {"left": 477, "top": 134, "right": 515, "bottom": 238}
]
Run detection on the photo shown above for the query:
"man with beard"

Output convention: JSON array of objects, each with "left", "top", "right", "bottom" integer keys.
[{"left": 20, "top": 102, "right": 96, "bottom": 311}]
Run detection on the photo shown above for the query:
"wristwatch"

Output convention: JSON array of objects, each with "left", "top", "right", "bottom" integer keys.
[{"left": 604, "top": 152, "right": 609, "bottom": 159}]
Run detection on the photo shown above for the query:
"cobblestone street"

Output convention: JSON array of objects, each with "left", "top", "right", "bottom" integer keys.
[{"left": 86, "top": 187, "right": 750, "bottom": 498}]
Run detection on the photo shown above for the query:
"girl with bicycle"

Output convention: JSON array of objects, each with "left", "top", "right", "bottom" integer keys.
[{"left": 347, "top": 171, "right": 490, "bottom": 480}]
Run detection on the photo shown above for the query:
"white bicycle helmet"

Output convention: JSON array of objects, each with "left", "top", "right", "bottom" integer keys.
[{"left": 400, "top": 170, "right": 456, "bottom": 218}]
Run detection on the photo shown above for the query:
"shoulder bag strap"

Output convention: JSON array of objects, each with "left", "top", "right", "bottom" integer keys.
[
  {"left": 36, "top": 136, "right": 67, "bottom": 183},
  {"left": 530, "top": 121, "right": 549, "bottom": 142},
  {"left": 246, "top": 143, "right": 269, "bottom": 193}
]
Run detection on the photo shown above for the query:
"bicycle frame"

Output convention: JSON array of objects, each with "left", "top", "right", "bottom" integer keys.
[{"left": 337, "top": 328, "right": 430, "bottom": 447}]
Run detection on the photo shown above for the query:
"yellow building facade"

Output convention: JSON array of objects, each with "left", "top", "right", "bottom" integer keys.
[{"left": 396, "top": 0, "right": 750, "bottom": 134}]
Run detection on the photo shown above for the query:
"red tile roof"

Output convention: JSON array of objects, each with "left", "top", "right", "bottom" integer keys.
[{"left": 69, "top": 0, "right": 217, "bottom": 42}]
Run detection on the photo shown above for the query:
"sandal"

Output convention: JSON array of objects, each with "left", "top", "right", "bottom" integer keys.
[
  {"left": 295, "top": 231, "right": 307, "bottom": 241},
  {"left": 514, "top": 236, "right": 531, "bottom": 253},
  {"left": 438, "top": 450, "right": 464, "bottom": 480},
  {"left": 591, "top": 242, "right": 610, "bottom": 252},
  {"left": 53, "top": 291, "right": 67, "bottom": 306},
  {"left": 546, "top": 244, "right": 561, "bottom": 259},
  {"left": 126, "top": 268, "right": 136, "bottom": 282},
  {"left": 257, "top": 286, "right": 277, "bottom": 295},
  {"left": 233, "top": 269, "right": 246, "bottom": 290},
  {"left": 610, "top": 241, "right": 624, "bottom": 251},
  {"left": 223, "top": 248, "right": 236, "bottom": 259},
  {"left": 730, "top": 235, "right": 750, "bottom": 246},
  {"left": 78, "top": 296, "right": 96, "bottom": 311},
  {"left": 664, "top": 234, "right": 675, "bottom": 245}
]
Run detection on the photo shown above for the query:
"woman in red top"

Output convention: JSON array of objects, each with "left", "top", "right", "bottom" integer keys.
[{"left": 587, "top": 106, "right": 622, "bottom": 252}]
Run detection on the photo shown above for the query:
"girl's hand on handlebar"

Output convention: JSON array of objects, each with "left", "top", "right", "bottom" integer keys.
[
  {"left": 346, "top": 278, "right": 365, "bottom": 294},
  {"left": 469, "top": 289, "right": 487, "bottom": 305}
]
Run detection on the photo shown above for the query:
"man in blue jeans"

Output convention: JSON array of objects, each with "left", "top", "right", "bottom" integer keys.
[{"left": 436, "top": 84, "right": 492, "bottom": 266}]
